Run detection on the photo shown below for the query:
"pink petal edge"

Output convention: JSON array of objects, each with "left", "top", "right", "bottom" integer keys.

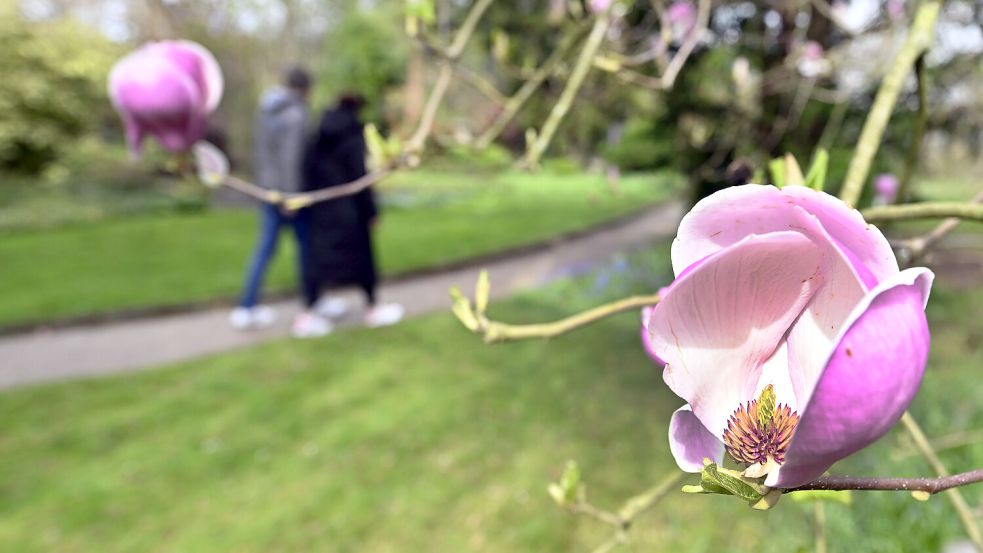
[{"left": 768, "top": 267, "right": 934, "bottom": 487}]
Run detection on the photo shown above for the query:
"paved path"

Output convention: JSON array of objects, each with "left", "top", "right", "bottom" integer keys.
[{"left": 0, "top": 203, "right": 684, "bottom": 390}]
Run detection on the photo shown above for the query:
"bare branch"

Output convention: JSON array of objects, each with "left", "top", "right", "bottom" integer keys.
[
  {"left": 896, "top": 190, "right": 983, "bottom": 262},
  {"left": 785, "top": 468, "right": 983, "bottom": 495},
  {"left": 839, "top": 0, "right": 941, "bottom": 208},
  {"left": 523, "top": 10, "right": 611, "bottom": 168},
  {"left": 898, "top": 413, "right": 983, "bottom": 550},
  {"left": 472, "top": 293, "right": 661, "bottom": 343},
  {"left": 861, "top": 202, "right": 983, "bottom": 224}
]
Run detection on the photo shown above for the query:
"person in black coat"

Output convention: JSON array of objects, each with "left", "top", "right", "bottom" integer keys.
[{"left": 297, "top": 95, "right": 403, "bottom": 334}]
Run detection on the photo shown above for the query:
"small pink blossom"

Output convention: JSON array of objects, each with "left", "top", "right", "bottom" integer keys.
[
  {"left": 645, "top": 185, "right": 933, "bottom": 487},
  {"left": 589, "top": 0, "right": 613, "bottom": 13},
  {"left": 667, "top": 1, "right": 697, "bottom": 39},
  {"left": 873, "top": 173, "right": 900, "bottom": 205},
  {"left": 887, "top": 0, "right": 906, "bottom": 22},
  {"left": 109, "top": 40, "right": 224, "bottom": 157}
]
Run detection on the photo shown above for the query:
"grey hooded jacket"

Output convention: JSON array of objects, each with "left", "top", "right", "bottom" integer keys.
[{"left": 254, "top": 87, "right": 308, "bottom": 193}]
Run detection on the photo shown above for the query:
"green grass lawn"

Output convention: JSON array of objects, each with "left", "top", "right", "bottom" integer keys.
[
  {"left": 0, "top": 168, "right": 679, "bottom": 328},
  {"left": 0, "top": 243, "right": 980, "bottom": 552}
]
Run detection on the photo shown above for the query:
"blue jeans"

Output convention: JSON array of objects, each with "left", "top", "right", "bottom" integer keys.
[{"left": 239, "top": 203, "right": 310, "bottom": 308}]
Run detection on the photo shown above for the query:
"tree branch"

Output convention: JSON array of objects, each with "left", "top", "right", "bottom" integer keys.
[
  {"left": 861, "top": 202, "right": 983, "bottom": 224},
  {"left": 784, "top": 468, "right": 983, "bottom": 495},
  {"left": 566, "top": 472, "right": 685, "bottom": 551},
  {"left": 838, "top": 0, "right": 941, "bottom": 208},
  {"left": 899, "top": 412, "right": 983, "bottom": 551},
  {"left": 592, "top": 0, "right": 709, "bottom": 92},
  {"left": 522, "top": 10, "right": 611, "bottom": 168},
  {"left": 476, "top": 293, "right": 661, "bottom": 343},
  {"left": 474, "top": 23, "right": 587, "bottom": 149},
  {"left": 896, "top": 55, "right": 928, "bottom": 204},
  {"left": 895, "top": 190, "right": 983, "bottom": 263},
  {"left": 203, "top": 0, "right": 494, "bottom": 207}
]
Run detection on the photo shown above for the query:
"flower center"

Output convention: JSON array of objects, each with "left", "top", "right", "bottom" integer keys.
[{"left": 722, "top": 384, "right": 799, "bottom": 473}]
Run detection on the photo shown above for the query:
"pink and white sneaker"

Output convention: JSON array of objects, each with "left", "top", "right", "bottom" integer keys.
[
  {"left": 365, "top": 303, "right": 405, "bottom": 328},
  {"left": 291, "top": 312, "right": 333, "bottom": 338}
]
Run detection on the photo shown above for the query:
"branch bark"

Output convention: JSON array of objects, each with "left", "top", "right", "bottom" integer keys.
[
  {"left": 899, "top": 412, "right": 983, "bottom": 551},
  {"left": 861, "top": 202, "right": 983, "bottom": 224},
  {"left": 475, "top": 293, "right": 661, "bottom": 343},
  {"left": 522, "top": 10, "right": 611, "bottom": 168},
  {"left": 474, "top": 24, "right": 586, "bottom": 149},
  {"left": 839, "top": 0, "right": 941, "bottom": 208},
  {"left": 785, "top": 468, "right": 983, "bottom": 495}
]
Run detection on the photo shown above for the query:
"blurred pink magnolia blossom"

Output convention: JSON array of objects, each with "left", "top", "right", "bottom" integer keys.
[
  {"left": 874, "top": 173, "right": 900, "bottom": 205},
  {"left": 797, "top": 41, "right": 830, "bottom": 78},
  {"left": 644, "top": 185, "right": 933, "bottom": 487},
  {"left": 589, "top": 0, "right": 613, "bottom": 13},
  {"left": 109, "top": 40, "right": 224, "bottom": 157},
  {"left": 667, "top": 0, "right": 696, "bottom": 39},
  {"left": 887, "top": 0, "right": 906, "bottom": 22}
]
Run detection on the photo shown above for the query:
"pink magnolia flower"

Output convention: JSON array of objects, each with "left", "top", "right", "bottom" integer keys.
[
  {"left": 874, "top": 173, "right": 900, "bottom": 205},
  {"left": 645, "top": 184, "right": 933, "bottom": 487},
  {"left": 109, "top": 40, "right": 223, "bottom": 157}
]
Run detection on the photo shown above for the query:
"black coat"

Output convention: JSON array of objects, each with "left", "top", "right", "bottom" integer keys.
[{"left": 302, "top": 105, "right": 379, "bottom": 290}]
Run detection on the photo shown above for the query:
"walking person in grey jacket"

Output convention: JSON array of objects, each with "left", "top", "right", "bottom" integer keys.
[{"left": 229, "top": 67, "right": 318, "bottom": 331}]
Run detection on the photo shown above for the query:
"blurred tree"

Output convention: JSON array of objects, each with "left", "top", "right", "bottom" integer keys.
[
  {"left": 316, "top": 5, "right": 409, "bottom": 126},
  {"left": 0, "top": 0, "right": 119, "bottom": 174}
]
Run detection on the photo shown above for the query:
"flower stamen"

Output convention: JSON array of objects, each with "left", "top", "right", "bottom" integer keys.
[{"left": 722, "top": 385, "right": 799, "bottom": 476}]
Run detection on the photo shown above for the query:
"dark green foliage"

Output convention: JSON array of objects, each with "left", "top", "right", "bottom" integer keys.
[
  {"left": 0, "top": 4, "right": 119, "bottom": 174},
  {"left": 316, "top": 7, "right": 408, "bottom": 125}
]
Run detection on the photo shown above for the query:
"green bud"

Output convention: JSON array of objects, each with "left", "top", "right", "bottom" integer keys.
[
  {"left": 757, "top": 384, "right": 777, "bottom": 430},
  {"left": 474, "top": 270, "right": 490, "bottom": 315},
  {"left": 548, "top": 460, "right": 583, "bottom": 506},
  {"left": 450, "top": 287, "right": 479, "bottom": 331}
]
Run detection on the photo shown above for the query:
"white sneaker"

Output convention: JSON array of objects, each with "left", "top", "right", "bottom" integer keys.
[
  {"left": 292, "top": 312, "right": 333, "bottom": 338},
  {"left": 365, "top": 303, "right": 405, "bottom": 328},
  {"left": 229, "top": 305, "right": 277, "bottom": 330},
  {"left": 315, "top": 296, "right": 349, "bottom": 320}
]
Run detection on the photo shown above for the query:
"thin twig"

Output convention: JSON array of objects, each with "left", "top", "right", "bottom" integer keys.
[
  {"left": 894, "top": 428, "right": 983, "bottom": 460},
  {"left": 896, "top": 55, "right": 928, "bottom": 204},
  {"left": 659, "top": 0, "right": 710, "bottom": 90},
  {"left": 478, "top": 294, "right": 661, "bottom": 343},
  {"left": 209, "top": 0, "right": 493, "bottom": 207},
  {"left": 523, "top": 9, "right": 611, "bottom": 168},
  {"left": 452, "top": 62, "right": 508, "bottom": 106},
  {"left": 784, "top": 467, "right": 983, "bottom": 495},
  {"left": 567, "top": 472, "right": 685, "bottom": 552},
  {"left": 815, "top": 502, "right": 828, "bottom": 553},
  {"left": 899, "top": 189, "right": 983, "bottom": 262},
  {"left": 900, "top": 413, "right": 983, "bottom": 551},
  {"left": 861, "top": 202, "right": 983, "bottom": 224},
  {"left": 406, "top": 62, "right": 455, "bottom": 153},
  {"left": 474, "top": 23, "right": 587, "bottom": 149},
  {"left": 839, "top": 0, "right": 941, "bottom": 208},
  {"left": 593, "top": 0, "right": 709, "bottom": 92}
]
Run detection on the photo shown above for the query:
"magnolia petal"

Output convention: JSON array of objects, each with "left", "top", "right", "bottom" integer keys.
[
  {"left": 670, "top": 185, "right": 897, "bottom": 283},
  {"left": 785, "top": 208, "right": 868, "bottom": 406},
  {"left": 669, "top": 405, "right": 724, "bottom": 472},
  {"left": 650, "top": 231, "right": 823, "bottom": 437},
  {"left": 110, "top": 53, "right": 204, "bottom": 155},
  {"left": 152, "top": 40, "right": 224, "bottom": 112},
  {"left": 754, "top": 341, "right": 798, "bottom": 412},
  {"left": 640, "top": 306, "right": 663, "bottom": 365},
  {"left": 768, "top": 267, "right": 934, "bottom": 488},
  {"left": 782, "top": 186, "right": 897, "bottom": 281}
]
